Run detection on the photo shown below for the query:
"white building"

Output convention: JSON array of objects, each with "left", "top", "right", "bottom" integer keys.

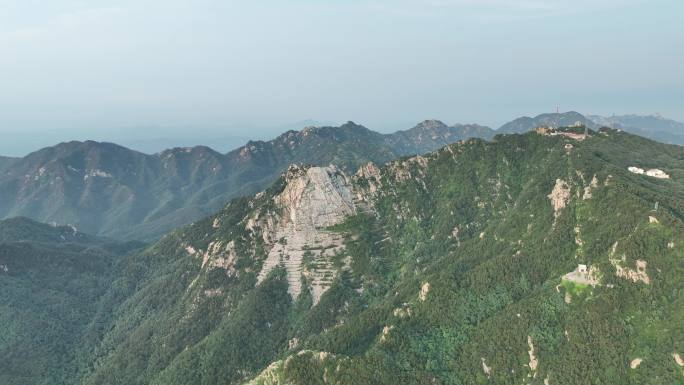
[
  {"left": 645, "top": 169, "right": 670, "bottom": 179},
  {"left": 628, "top": 167, "right": 670, "bottom": 179}
]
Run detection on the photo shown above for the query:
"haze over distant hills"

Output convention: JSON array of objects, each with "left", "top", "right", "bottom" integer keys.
[
  {"left": 587, "top": 114, "right": 684, "bottom": 146},
  {"left": 497, "top": 112, "right": 684, "bottom": 146},
  {"left": 0, "top": 121, "right": 334, "bottom": 158},
  {"left": 497, "top": 111, "right": 598, "bottom": 133},
  {"left": 0, "top": 121, "right": 493, "bottom": 241}
]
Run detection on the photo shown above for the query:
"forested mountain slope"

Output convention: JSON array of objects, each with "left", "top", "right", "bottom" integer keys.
[
  {"left": 0, "top": 121, "right": 492, "bottom": 241},
  {"left": 54, "top": 127, "right": 684, "bottom": 385},
  {"left": 0, "top": 155, "right": 16, "bottom": 172},
  {"left": 0, "top": 218, "right": 144, "bottom": 385}
]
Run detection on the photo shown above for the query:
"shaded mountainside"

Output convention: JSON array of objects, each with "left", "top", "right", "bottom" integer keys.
[
  {"left": 498, "top": 112, "right": 597, "bottom": 133},
  {"left": 385, "top": 120, "right": 495, "bottom": 154},
  {"left": 0, "top": 121, "right": 492, "bottom": 241},
  {"left": 26, "top": 128, "right": 683, "bottom": 385},
  {"left": 588, "top": 114, "right": 684, "bottom": 146},
  {"left": 0, "top": 218, "right": 144, "bottom": 385},
  {"left": 0, "top": 156, "right": 16, "bottom": 172}
]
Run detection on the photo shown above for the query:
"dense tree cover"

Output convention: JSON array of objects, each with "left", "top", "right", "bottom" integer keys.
[
  {"left": 251, "top": 129, "right": 683, "bottom": 384},
  {"left": 0, "top": 218, "right": 144, "bottom": 385},
  {"left": 2, "top": 128, "right": 684, "bottom": 384}
]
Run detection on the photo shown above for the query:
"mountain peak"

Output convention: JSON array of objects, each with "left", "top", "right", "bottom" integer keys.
[
  {"left": 585, "top": 113, "right": 684, "bottom": 145},
  {"left": 413, "top": 119, "right": 448, "bottom": 130},
  {"left": 498, "top": 111, "right": 596, "bottom": 133}
]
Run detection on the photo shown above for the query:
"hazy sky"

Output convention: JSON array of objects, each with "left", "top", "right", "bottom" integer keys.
[{"left": 0, "top": 0, "right": 682, "bottom": 155}]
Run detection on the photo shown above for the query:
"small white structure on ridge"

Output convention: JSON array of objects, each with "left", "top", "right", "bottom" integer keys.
[{"left": 628, "top": 166, "right": 670, "bottom": 179}]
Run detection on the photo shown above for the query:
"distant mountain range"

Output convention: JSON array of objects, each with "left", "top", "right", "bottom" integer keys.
[
  {"left": 1, "top": 112, "right": 681, "bottom": 242},
  {"left": 496, "top": 111, "right": 684, "bottom": 146},
  {"left": 0, "top": 121, "right": 494, "bottom": 241},
  {"left": 587, "top": 114, "right": 684, "bottom": 145},
  {"left": 497, "top": 111, "right": 597, "bottom": 133}
]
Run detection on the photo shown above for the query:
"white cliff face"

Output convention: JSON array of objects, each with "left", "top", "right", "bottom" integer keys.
[
  {"left": 548, "top": 179, "right": 570, "bottom": 217},
  {"left": 256, "top": 165, "right": 356, "bottom": 303}
]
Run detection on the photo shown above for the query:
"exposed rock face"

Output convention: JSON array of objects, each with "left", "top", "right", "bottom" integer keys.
[
  {"left": 481, "top": 357, "right": 492, "bottom": 378},
  {"left": 388, "top": 155, "right": 429, "bottom": 183},
  {"left": 419, "top": 282, "right": 430, "bottom": 302},
  {"left": 208, "top": 240, "right": 239, "bottom": 273},
  {"left": 673, "top": 353, "right": 684, "bottom": 367},
  {"left": 611, "top": 258, "right": 650, "bottom": 284},
  {"left": 380, "top": 325, "right": 394, "bottom": 342},
  {"left": 528, "top": 336, "right": 539, "bottom": 372},
  {"left": 257, "top": 165, "right": 356, "bottom": 303},
  {"left": 356, "top": 162, "right": 382, "bottom": 196},
  {"left": 548, "top": 179, "right": 571, "bottom": 222},
  {"left": 583, "top": 175, "right": 598, "bottom": 200},
  {"left": 246, "top": 351, "right": 338, "bottom": 385}
]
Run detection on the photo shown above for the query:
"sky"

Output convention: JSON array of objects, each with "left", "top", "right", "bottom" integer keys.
[{"left": 0, "top": 0, "right": 682, "bottom": 156}]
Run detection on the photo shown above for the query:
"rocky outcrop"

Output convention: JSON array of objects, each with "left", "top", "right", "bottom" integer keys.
[
  {"left": 674, "top": 353, "right": 684, "bottom": 366},
  {"left": 528, "top": 336, "right": 539, "bottom": 372},
  {"left": 419, "top": 282, "right": 430, "bottom": 302},
  {"left": 582, "top": 175, "right": 599, "bottom": 200},
  {"left": 481, "top": 357, "right": 492, "bottom": 378},
  {"left": 256, "top": 165, "right": 356, "bottom": 303},
  {"left": 548, "top": 179, "right": 571, "bottom": 217},
  {"left": 245, "top": 351, "right": 338, "bottom": 385},
  {"left": 611, "top": 257, "right": 650, "bottom": 284}
]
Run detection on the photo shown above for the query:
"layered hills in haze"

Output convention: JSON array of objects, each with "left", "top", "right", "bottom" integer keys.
[
  {"left": 497, "top": 111, "right": 597, "bottom": 133},
  {"left": 0, "top": 121, "right": 494, "bottom": 241},
  {"left": 498, "top": 111, "right": 684, "bottom": 146},
  {"left": 3, "top": 126, "right": 682, "bottom": 384},
  {"left": 588, "top": 114, "right": 684, "bottom": 145},
  {"left": 2, "top": 112, "right": 681, "bottom": 243}
]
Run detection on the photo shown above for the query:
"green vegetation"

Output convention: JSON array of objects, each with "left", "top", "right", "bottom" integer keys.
[
  {"left": 560, "top": 279, "right": 590, "bottom": 297},
  {"left": 0, "top": 218, "right": 144, "bottom": 385},
  {"left": 2, "top": 127, "right": 684, "bottom": 384},
  {"left": 0, "top": 122, "right": 493, "bottom": 241}
]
